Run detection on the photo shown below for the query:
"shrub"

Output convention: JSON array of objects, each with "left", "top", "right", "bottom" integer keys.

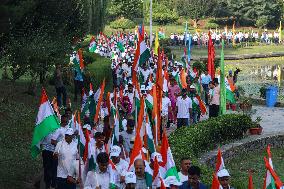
[
  {"left": 255, "top": 17, "right": 269, "bottom": 29},
  {"left": 169, "top": 114, "right": 254, "bottom": 166},
  {"left": 109, "top": 17, "right": 135, "bottom": 31},
  {"left": 205, "top": 22, "right": 219, "bottom": 29}
]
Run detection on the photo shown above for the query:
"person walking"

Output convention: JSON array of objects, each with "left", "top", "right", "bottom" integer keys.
[
  {"left": 54, "top": 64, "right": 67, "bottom": 108},
  {"left": 176, "top": 89, "right": 192, "bottom": 128}
]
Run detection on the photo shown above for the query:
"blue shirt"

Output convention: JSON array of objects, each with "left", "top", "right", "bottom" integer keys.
[
  {"left": 201, "top": 74, "right": 212, "bottom": 85},
  {"left": 179, "top": 181, "right": 208, "bottom": 189},
  {"left": 74, "top": 70, "right": 83, "bottom": 81}
]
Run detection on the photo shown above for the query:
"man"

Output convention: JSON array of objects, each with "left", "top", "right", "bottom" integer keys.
[
  {"left": 74, "top": 65, "right": 84, "bottom": 102},
  {"left": 200, "top": 71, "right": 211, "bottom": 105},
  {"left": 162, "top": 91, "right": 172, "bottom": 129},
  {"left": 54, "top": 64, "right": 67, "bottom": 108},
  {"left": 110, "top": 145, "right": 129, "bottom": 187},
  {"left": 176, "top": 89, "right": 192, "bottom": 128},
  {"left": 217, "top": 169, "right": 234, "bottom": 189},
  {"left": 92, "top": 132, "right": 106, "bottom": 160},
  {"left": 210, "top": 79, "right": 220, "bottom": 118},
  {"left": 84, "top": 152, "right": 112, "bottom": 189},
  {"left": 125, "top": 172, "right": 136, "bottom": 189},
  {"left": 41, "top": 132, "right": 57, "bottom": 189},
  {"left": 54, "top": 128, "right": 78, "bottom": 189},
  {"left": 178, "top": 158, "right": 191, "bottom": 183},
  {"left": 179, "top": 166, "right": 207, "bottom": 189},
  {"left": 120, "top": 119, "right": 135, "bottom": 154},
  {"left": 51, "top": 114, "right": 69, "bottom": 146},
  {"left": 134, "top": 159, "right": 148, "bottom": 189}
]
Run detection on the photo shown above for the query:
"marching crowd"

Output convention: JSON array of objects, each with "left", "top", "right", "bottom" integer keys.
[
  {"left": 41, "top": 29, "right": 240, "bottom": 189},
  {"left": 169, "top": 30, "right": 281, "bottom": 47}
]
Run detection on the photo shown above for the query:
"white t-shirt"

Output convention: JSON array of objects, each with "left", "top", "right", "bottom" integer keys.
[
  {"left": 162, "top": 97, "right": 171, "bottom": 116},
  {"left": 178, "top": 172, "right": 188, "bottom": 183},
  {"left": 120, "top": 131, "right": 135, "bottom": 153},
  {"left": 140, "top": 69, "right": 150, "bottom": 82},
  {"left": 52, "top": 126, "right": 68, "bottom": 142},
  {"left": 176, "top": 96, "right": 192, "bottom": 118}
]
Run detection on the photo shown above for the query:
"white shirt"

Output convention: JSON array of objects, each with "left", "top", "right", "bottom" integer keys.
[
  {"left": 140, "top": 69, "right": 150, "bottom": 82},
  {"left": 84, "top": 170, "right": 111, "bottom": 189},
  {"left": 41, "top": 132, "right": 55, "bottom": 152},
  {"left": 115, "top": 159, "right": 129, "bottom": 177},
  {"left": 52, "top": 126, "right": 68, "bottom": 142},
  {"left": 176, "top": 96, "right": 192, "bottom": 118},
  {"left": 121, "top": 130, "right": 135, "bottom": 153},
  {"left": 162, "top": 97, "right": 171, "bottom": 116},
  {"left": 178, "top": 172, "right": 188, "bottom": 183},
  {"left": 55, "top": 140, "right": 78, "bottom": 178}
]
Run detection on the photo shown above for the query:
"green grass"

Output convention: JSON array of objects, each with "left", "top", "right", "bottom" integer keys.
[
  {"left": 227, "top": 147, "right": 284, "bottom": 188},
  {"left": 171, "top": 45, "right": 284, "bottom": 58}
]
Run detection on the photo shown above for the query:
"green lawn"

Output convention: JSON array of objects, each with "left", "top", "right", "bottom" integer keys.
[
  {"left": 171, "top": 45, "right": 284, "bottom": 58},
  {"left": 227, "top": 147, "right": 284, "bottom": 188}
]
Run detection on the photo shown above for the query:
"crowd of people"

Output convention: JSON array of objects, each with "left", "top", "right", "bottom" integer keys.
[
  {"left": 169, "top": 29, "right": 282, "bottom": 47},
  {"left": 41, "top": 29, "right": 241, "bottom": 189}
]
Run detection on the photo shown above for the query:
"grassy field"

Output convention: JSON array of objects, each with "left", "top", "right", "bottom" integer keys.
[
  {"left": 227, "top": 147, "right": 284, "bottom": 188},
  {"left": 171, "top": 45, "right": 284, "bottom": 58}
]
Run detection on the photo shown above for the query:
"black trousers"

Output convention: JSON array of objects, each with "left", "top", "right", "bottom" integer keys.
[
  {"left": 177, "top": 118, "right": 189, "bottom": 128},
  {"left": 202, "top": 84, "right": 209, "bottom": 105},
  {"left": 209, "top": 104, "right": 219, "bottom": 118},
  {"left": 74, "top": 80, "right": 84, "bottom": 101},
  {"left": 55, "top": 86, "right": 67, "bottom": 107},
  {"left": 42, "top": 150, "right": 57, "bottom": 188},
  {"left": 56, "top": 178, "right": 76, "bottom": 189}
]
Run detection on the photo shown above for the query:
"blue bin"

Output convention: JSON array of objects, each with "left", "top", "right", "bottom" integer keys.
[{"left": 266, "top": 86, "right": 278, "bottom": 107}]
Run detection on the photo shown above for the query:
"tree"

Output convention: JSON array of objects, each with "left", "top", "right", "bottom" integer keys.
[
  {"left": 107, "top": 0, "right": 143, "bottom": 21},
  {"left": 227, "top": 0, "right": 282, "bottom": 27},
  {"left": 88, "top": 0, "right": 108, "bottom": 34}
]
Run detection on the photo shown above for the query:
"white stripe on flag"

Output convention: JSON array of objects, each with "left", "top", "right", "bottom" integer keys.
[{"left": 36, "top": 101, "right": 54, "bottom": 125}]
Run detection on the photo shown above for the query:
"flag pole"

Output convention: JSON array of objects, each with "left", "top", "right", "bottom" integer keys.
[{"left": 149, "top": 0, "right": 153, "bottom": 47}]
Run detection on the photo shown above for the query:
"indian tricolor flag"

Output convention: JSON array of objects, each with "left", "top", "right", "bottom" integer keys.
[
  {"left": 264, "top": 157, "right": 284, "bottom": 189},
  {"left": 145, "top": 114, "right": 155, "bottom": 154},
  {"left": 73, "top": 49, "right": 85, "bottom": 71},
  {"left": 225, "top": 78, "right": 236, "bottom": 104},
  {"left": 31, "top": 88, "right": 60, "bottom": 158},
  {"left": 174, "top": 69, "right": 187, "bottom": 90},
  {"left": 160, "top": 131, "right": 180, "bottom": 182},
  {"left": 215, "top": 148, "right": 225, "bottom": 173},
  {"left": 263, "top": 145, "right": 276, "bottom": 189},
  {"left": 211, "top": 173, "right": 223, "bottom": 189},
  {"left": 93, "top": 79, "right": 105, "bottom": 124},
  {"left": 111, "top": 109, "right": 120, "bottom": 146},
  {"left": 132, "top": 39, "right": 151, "bottom": 73},
  {"left": 152, "top": 157, "right": 162, "bottom": 188},
  {"left": 89, "top": 36, "right": 97, "bottom": 53}
]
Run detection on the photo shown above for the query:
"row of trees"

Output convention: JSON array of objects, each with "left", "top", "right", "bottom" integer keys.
[
  {"left": 0, "top": 0, "right": 108, "bottom": 94},
  {"left": 107, "top": 0, "right": 283, "bottom": 28}
]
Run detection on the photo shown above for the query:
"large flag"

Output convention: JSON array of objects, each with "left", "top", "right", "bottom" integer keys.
[
  {"left": 264, "top": 157, "right": 283, "bottom": 189},
  {"left": 89, "top": 36, "right": 97, "bottom": 52},
  {"left": 152, "top": 157, "right": 162, "bottom": 188},
  {"left": 94, "top": 79, "right": 105, "bottom": 124},
  {"left": 215, "top": 148, "right": 225, "bottom": 173},
  {"left": 160, "top": 131, "right": 180, "bottom": 182},
  {"left": 226, "top": 78, "right": 236, "bottom": 104},
  {"left": 220, "top": 39, "right": 226, "bottom": 115},
  {"left": 145, "top": 114, "right": 155, "bottom": 154},
  {"left": 208, "top": 32, "right": 215, "bottom": 79},
  {"left": 263, "top": 145, "right": 276, "bottom": 189},
  {"left": 174, "top": 69, "right": 187, "bottom": 90},
  {"left": 31, "top": 88, "right": 60, "bottom": 158},
  {"left": 211, "top": 173, "right": 223, "bottom": 189},
  {"left": 154, "top": 32, "right": 159, "bottom": 55},
  {"left": 249, "top": 171, "right": 254, "bottom": 189}
]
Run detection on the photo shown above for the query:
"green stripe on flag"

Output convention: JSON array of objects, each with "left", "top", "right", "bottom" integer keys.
[
  {"left": 31, "top": 115, "right": 60, "bottom": 158},
  {"left": 165, "top": 166, "right": 180, "bottom": 182},
  {"left": 226, "top": 89, "right": 236, "bottom": 104},
  {"left": 139, "top": 49, "right": 151, "bottom": 67}
]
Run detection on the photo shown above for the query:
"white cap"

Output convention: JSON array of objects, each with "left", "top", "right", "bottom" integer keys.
[
  {"left": 164, "top": 176, "right": 182, "bottom": 186},
  {"left": 125, "top": 172, "right": 136, "bottom": 184},
  {"left": 217, "top": 169, "right": 230, "bottom": 177},
  {"left": 83, "top": 124, "right": 91, "bottom": 131},
  {"left": 151, "top": 152, "right": 163, "bottom": 163},
  {"left": 190, "top": 85, "right": 196, "bottom": 89},
  {"left": 65, "top": 128, "right": 74, "bottom": 135},
  {"left": 140, "top": 85, "right": 146, "bottom": 91},
  {"left": 110, "top": 145, "right": 121, "bottom": 157}
]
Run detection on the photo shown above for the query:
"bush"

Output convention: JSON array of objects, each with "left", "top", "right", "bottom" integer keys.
[
  {"left": 109, "top": 17, "right": 135, "bottom": 31},
  {"left": 169, "top": 114, "right": 254, "bottom": 166},
  {"left": 255, "top": 17, "right": 269, "bottom": 29},
  {"left": 205, "top": 22, "right": 219, "bottom": 29}
]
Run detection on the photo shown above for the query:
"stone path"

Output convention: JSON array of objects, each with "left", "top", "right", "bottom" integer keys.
[{"left": 199, "top": 105, "right": 284, "bottom": 166}]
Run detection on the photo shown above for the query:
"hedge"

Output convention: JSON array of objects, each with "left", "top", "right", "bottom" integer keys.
[{"left": 169, "top": 114, "right": 254, "bottom": 166}]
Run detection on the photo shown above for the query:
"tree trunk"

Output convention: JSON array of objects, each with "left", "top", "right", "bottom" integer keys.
[
  {"left": 2, "top": 65, "right": 9, "bottom": 80},
  {"left": 193, "top": 19, "right": 199, "bottom": 28}
]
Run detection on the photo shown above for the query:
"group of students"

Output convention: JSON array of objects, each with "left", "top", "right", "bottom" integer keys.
[
  {"left": 41, "top": 106, "right": 235, "bottom": 189},
  {"left": 170, "top": 29, "right": 282, "bottom": 47}
]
